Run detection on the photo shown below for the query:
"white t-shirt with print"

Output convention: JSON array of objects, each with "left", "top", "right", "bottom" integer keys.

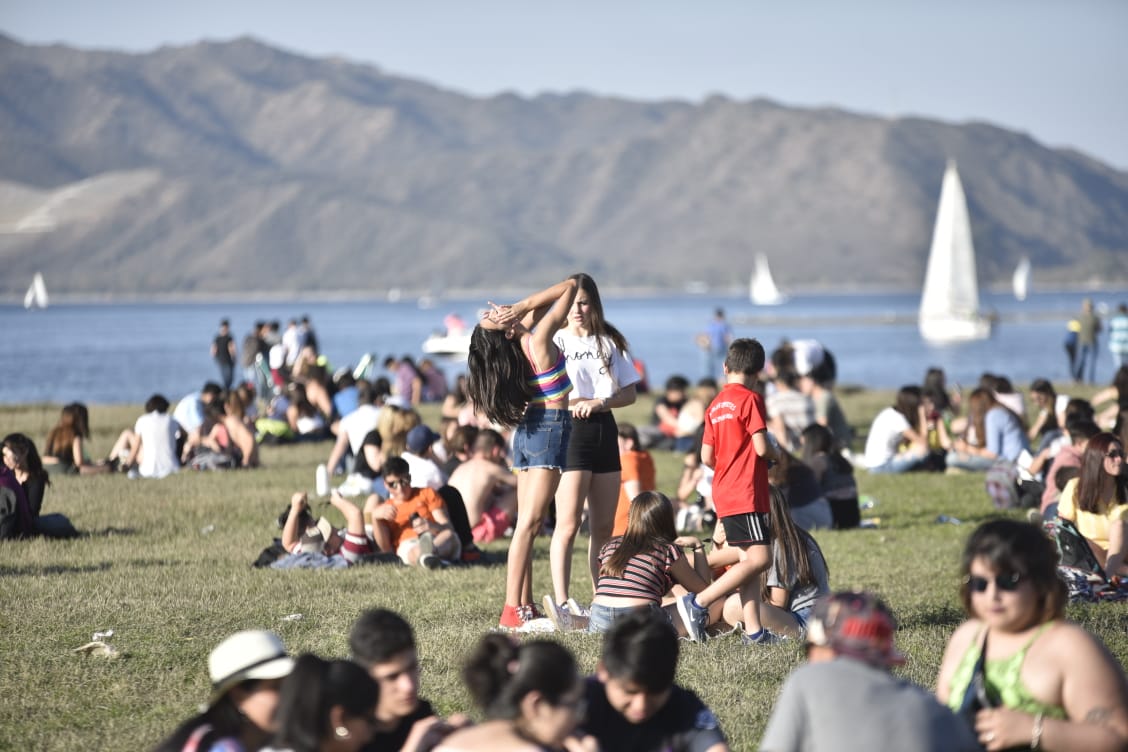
[{"left": 552, "top": 331, "right": 640, "bottom": 399}]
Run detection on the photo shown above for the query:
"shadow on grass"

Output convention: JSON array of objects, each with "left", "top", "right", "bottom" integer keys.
[
  {"left": 0, "top": 562, "right": 113, "bottom": 576},
  {"left": 897, "top": 603, "right": 965, "bottom": 631}
]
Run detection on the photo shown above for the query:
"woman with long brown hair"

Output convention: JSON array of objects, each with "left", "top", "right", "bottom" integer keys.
[
  {"left": 1057, "top": 431, "right": 1128, "bottom": 577},
  {"left": 946, "top": 387, "right": 1029, "bottom": 471}
]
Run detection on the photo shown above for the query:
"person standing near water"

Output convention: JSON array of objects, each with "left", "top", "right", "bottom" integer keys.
[
  {"left": 1075, "top": 298, "right": 1102, "bottom": 384},
  {"left": 698, "top": 308, "right": 733, "bottom": 382},
  {"left": 211, "top": 318, "right": 237, "bottom": 391}
]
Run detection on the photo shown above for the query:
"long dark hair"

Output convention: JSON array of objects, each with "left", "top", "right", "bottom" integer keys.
[
  {"left": 466, "top": 325, "right": 535, "bottom": 426},
  {"left": 1075, "top": 432, "right": 1128, "bottom": 514},
  {"left": 893, "top": 385, "right": 923, "bottom": 431},
  {"left": 571, "top": 273, "right": 631, "bottom": 372},
  {"left": 761, "top": 485, "right": 826, "bottom": 601},
  {"left": 151, "top": 684, "right": 264, "bottom": 752},
  {"left": 601, "top": 491, "right": 678, "bottom": 579},
  {"left": 270, "top": 654, "right": 379, "bottom": 752},
  {"left": 45, "top": 404, "right": 81, "bottom": 457},
  {"left": 2, "top": 433, "right": 50, "bottom": 488},
  {"left": 462, "top": 634, "right": 578, "bottom": 721}
]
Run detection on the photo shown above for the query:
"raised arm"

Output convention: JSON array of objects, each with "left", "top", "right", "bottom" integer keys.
[{"left": 282, "top": 492, "right": 309, "bottom": 552}]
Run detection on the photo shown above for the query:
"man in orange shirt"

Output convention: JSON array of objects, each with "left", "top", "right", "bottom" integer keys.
[
  {"left": 611, "top": 422, "right": 657, "bottom": 537},
  {"left": 365, "top": 456, "right": 459, "bottom": 567}
]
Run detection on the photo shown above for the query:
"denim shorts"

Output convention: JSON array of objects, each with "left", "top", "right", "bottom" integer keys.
[
  {"left": 587, "top": 602, "right": 669, "bottom": 634},
  {"left": 565, "top": 410, "right": 621, "bottom": 473},
  {"left": 512, "top": 408, "right": 571, "bottom": 471}
]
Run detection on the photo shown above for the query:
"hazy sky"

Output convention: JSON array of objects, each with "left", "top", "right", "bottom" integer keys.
[{"left": 4, "top": 0, "right": 1126, "bottom": 169}]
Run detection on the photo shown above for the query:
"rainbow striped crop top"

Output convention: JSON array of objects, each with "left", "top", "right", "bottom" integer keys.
[{"left": 527, "top": 347, "right": 572, "bottom": 405}]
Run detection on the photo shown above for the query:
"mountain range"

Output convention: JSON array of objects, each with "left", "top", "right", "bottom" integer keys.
[{"left": 2, "top": 33, "right": 1126, "bottom": 299}]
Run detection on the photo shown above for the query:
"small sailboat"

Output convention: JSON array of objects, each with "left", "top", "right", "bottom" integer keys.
[
  {"left": 24, "top": 272, "right": 48, "bottom": 309},
  {"left": 918, "top": 161, "right": 991, "bottom": 343},
  {"left": 749, "top": 253, "right": 787, "bottom": 306},
  {"left": 1012, "top": 256, "right": 1031, "bottom": 302}
]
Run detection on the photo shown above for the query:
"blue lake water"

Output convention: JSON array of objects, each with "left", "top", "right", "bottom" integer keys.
[{"left": 2, "top": 289, "right": 1125, "bottom": 405}]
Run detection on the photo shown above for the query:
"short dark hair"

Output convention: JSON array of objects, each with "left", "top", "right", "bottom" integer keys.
[
  {"left": 144, "top": 394, "right": 170, "bottom": 413},
  {"left": 617, "top": 422, "right": 640, "bottom": 445},
  {"left": 726, "top": 338, "right": 765, "bottom": 376},
  {"left": 349, "top": 609, "right": 417, "bottom": 667},
  {"left": 382, "top": 456, "right": 410, "bottom": 479},
  {"left": 201, "top": 382, "right": 223, "bottom": 399},
  {"left": 958, "top": 518, "right": 1065, "bottom": 623},
  {"left": 600, "top": 610, "right": 678, "bottom": 692}
]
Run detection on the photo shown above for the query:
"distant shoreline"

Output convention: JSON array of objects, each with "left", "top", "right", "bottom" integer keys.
[{"left": 4, "top": 282, "right": 1126, "bottom": 306}]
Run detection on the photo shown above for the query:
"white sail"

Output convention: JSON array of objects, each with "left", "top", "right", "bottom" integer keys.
[
  {"left": 24, "top": 272, "right": 48, "bottom": 309},
  {"left": 1012, "top": 257, "right": 1031, "bottom": 302},
  {"left": 918, "top": 162, "right": 991, "bottom": 343},
  {"left": 749, "top": 253, "right": 787, "bottom": 306}
]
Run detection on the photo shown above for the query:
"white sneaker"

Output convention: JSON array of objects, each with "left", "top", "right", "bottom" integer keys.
[
  {"left": 543, "top": 594, "right": 573, "bottom": 631},
  {"left": 565, "top": 598, "right": 590, "bottom": 630}
]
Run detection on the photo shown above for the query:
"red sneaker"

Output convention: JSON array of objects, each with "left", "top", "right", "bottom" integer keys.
[{"left": 498, "top": 604, "right": 522, "bottom": 630}]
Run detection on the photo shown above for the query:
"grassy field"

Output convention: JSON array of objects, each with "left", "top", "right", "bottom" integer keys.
[{"left": 2, "top": 391, "right": 1125, "bottom": 751}]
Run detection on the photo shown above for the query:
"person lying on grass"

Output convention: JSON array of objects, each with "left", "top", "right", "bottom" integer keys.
[{"left": 281, "top": 490, "right": 374, "bottom": 565}]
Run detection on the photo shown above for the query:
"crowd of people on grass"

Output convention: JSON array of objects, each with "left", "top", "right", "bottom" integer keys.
[
  {"left": 155, "top": 515, "right": 1128, "bottom": 752},
  {"left": 5, "top": 276, "right": 1128, "bottom": 750}
]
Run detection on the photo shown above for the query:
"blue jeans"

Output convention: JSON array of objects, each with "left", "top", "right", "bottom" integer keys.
[
  {"left": 587, "top": 602, "right": 668, "bottom": 633},
  {"left": 868, "top": 449, "right": 926, "bottom": 474},
  {"left": 944, "top": 451, "right": 996, "bottom": 472},
  {"left": 512, "top": 408, "right": 571, "bottom": 471}
]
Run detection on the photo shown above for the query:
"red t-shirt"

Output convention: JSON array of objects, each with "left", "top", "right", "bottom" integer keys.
[{"left": 702, "top": 382, "right": 769, "bottom": 517}]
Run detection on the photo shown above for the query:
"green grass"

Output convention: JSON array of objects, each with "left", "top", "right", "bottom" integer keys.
[{"left": 2, "top": 392, "right": 1125, "bottom": 751}]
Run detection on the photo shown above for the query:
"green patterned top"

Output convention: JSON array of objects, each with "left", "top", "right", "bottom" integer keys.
[{"left": 946, "top": 623, "right": 1067, "bottom": 720}]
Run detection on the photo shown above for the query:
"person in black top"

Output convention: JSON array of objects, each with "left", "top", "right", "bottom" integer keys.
[
  {"left": 350, "top": 608, "right": 444, "bottom": 752},
  {"left": 581, "top": 610, "right": 729, "bottom": 752},
  {"left": 211, "top": 318, "right": 237, "bottom": 391}
]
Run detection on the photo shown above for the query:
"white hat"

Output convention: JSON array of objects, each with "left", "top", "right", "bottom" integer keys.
[{"left": 207, "top": 630, "right": 294, "bottom": 703}]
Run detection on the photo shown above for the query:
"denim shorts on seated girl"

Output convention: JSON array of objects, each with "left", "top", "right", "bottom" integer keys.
[
  {"left": 512, "top": 408, "right": 571, "bottom": 471},
  {"left": 587, "top": 602, "right": 669, "bottom": 634}
]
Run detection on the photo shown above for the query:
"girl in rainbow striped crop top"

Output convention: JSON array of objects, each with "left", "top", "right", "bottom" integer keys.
[{"left": 467, "top": 277, "right": 579, "bottom": 631}]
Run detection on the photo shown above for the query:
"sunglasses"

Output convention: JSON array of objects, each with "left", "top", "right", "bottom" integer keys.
[
  {"left": 966, "top": 572, "right": 1023, "bottom": 593},
  {"left": 1106, "top": 449, "right": 1125, "bottom": 460},
  {"left": 386, "top": 479, "right": 409, "bottom": 489}
]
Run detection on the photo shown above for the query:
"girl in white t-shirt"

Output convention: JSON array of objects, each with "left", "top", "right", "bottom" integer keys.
[
  {"left": 863, "top": 386, "right": 929, "bottom": 473},
  {"left": 545, "top": 274, "right": 641, "bottom": 629}
]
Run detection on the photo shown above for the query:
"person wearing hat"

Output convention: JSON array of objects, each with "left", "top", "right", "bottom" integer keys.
[
  {"left": 402, "top": 423, "right": 446, "bottom": 490},
  {"left": 759, "top": 591, "right": 979, "bottom": 752},
  {"left": 154, "top": 630, "right": 294, "bottom": 752}
]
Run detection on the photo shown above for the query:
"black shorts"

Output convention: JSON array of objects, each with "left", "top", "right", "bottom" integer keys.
[
  {"left": 564, "top": 410, "right": 621, "bottom": 474},
  {"left": 722, "top": 512, "right": 771, "bottom": 546}
]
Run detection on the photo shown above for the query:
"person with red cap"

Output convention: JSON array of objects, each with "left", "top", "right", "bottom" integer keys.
[{"left": 759, "top": 591, "right": 979, "bottom": 752}]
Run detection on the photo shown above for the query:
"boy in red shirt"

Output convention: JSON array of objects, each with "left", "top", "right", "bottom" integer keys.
[{"left": 676, "top": 338, "right": 779, "bottom": 644}]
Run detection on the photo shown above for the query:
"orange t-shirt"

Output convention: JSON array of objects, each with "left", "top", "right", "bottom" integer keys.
[
  {"left": 386, "top": 487, "right": 446, "bottom": 546},
  {"left": 612, "top": 450, "right": 657, "bottom": 536}
]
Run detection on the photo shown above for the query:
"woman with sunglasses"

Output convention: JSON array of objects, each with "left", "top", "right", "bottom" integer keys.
[
  {"left": 1056, "top": 431, "right": 1128, "bottom": 578},
  {"left": 936, "top": 519, "right": 1128, "bottom": 751},
  {"left": 433, "top": 634, "right": 594, "bottom": 752}
]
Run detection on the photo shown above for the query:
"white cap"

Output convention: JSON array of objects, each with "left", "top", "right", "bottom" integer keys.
[{"left": 207, "top": 630, "right": 294, "bottom": 703}]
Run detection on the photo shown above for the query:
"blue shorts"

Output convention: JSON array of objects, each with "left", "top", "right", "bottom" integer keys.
[
  {"left": 586, "top": 602, "right": 669, "bottom": 634},
  {"left": 512, "top": 408, "right": 571, "bottom": 471}
]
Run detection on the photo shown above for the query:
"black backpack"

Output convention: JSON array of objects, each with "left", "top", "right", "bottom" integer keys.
[{"left": 1043, "top": 516, "right": 1105, "bottom": 577}]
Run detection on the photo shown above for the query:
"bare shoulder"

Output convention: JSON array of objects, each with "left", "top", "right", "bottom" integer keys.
[
  {"left": 940, "top": 619, "right": 982, "bottom": 663},
  {"left": 1039, "top": 620, "right": 1122, "bottom": 665}
]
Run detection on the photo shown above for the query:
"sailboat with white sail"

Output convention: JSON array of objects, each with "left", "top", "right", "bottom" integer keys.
[
  {"left": 1012, "top": 256, "right": 1031, "bottom": 302},
  {"left": 918, "top": 161, "right": 991, "bottom": 343},
  {"left": 24, "top": 272, "right": 48, "bottom": 310},
  {"left": 749, "top": 253, "right": 787, "bottom": 306}
]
